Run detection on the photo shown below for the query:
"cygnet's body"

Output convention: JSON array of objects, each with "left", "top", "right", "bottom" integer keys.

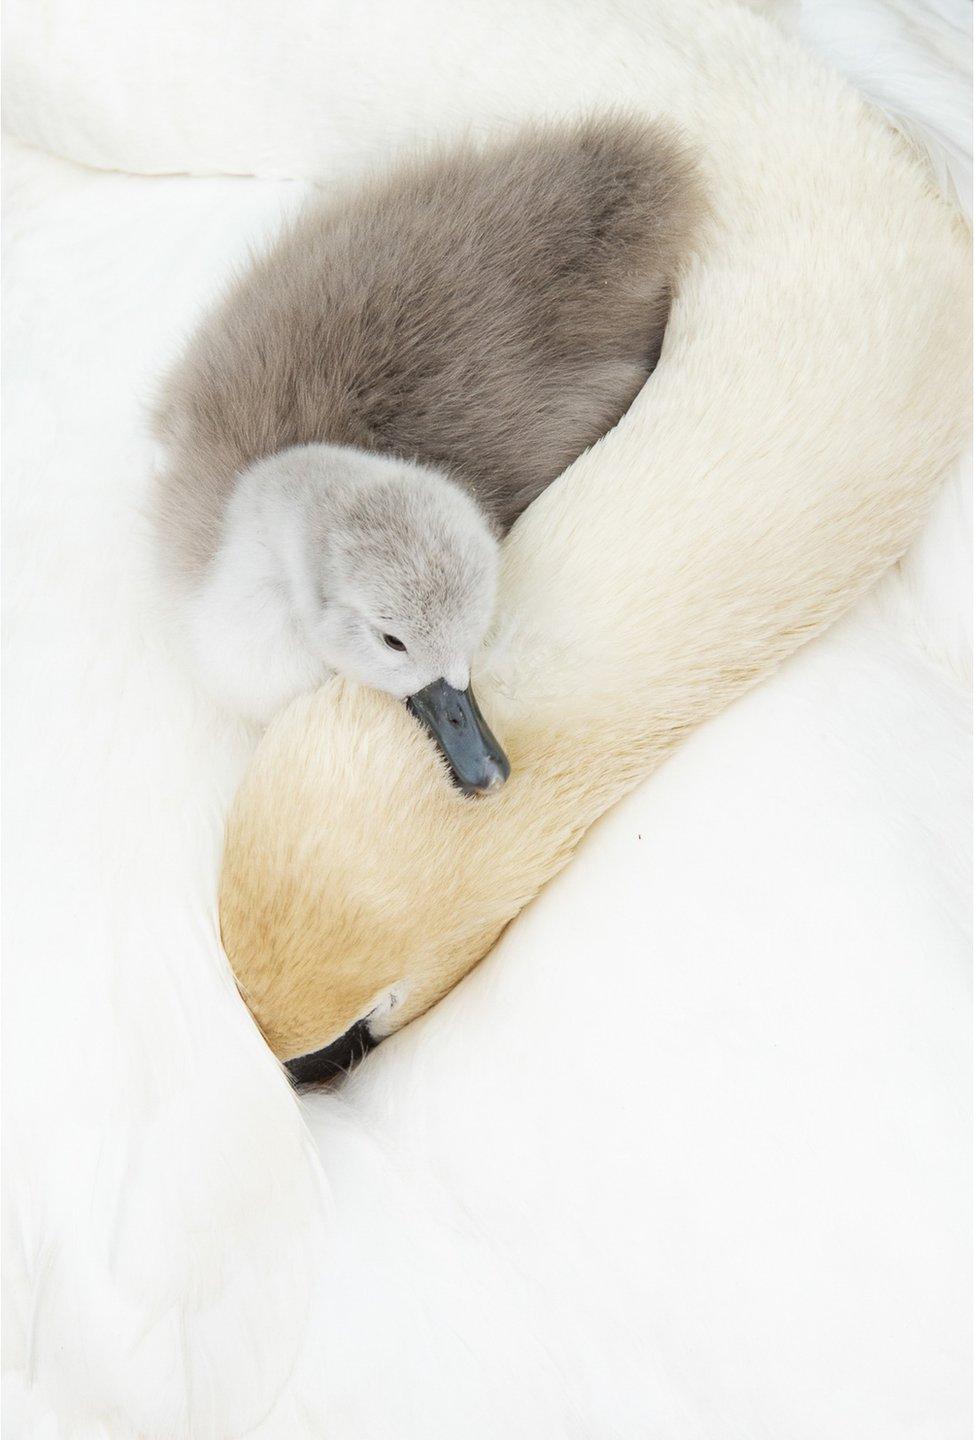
[{"left": 154, "top": 116, "right": 700, "bottom": 787}]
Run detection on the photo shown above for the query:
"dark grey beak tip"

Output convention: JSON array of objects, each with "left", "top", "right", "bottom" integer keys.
[{"left": 407, "top": 680, "right": 511, "bottom": 796}]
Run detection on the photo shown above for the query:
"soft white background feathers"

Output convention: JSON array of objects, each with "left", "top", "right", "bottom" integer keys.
[{"left": 2, "top": 1, "right": 971, "bottom": 1436}]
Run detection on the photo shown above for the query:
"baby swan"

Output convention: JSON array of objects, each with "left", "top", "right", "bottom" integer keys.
[
  {"left": 154, "top": 115, "right": 700, "bottom": 790},
  {"left": 193, "top": 442, "right": 506, "bottom": 790}
]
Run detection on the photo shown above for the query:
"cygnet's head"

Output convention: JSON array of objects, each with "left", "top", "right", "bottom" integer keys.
[
  {"left": 301, "top": 447, "right": 497, "bottom": 697},
  {"left": 239, "top": 443, "right": 509, "bottom": 791}
]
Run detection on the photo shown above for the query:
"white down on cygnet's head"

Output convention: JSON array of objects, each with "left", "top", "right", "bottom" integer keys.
[{"left": 186, "top": 442, "right": 502, "bottom": 768}]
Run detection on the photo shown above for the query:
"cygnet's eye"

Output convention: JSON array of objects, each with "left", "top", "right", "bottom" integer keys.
[{"left": 382, "top": 633, "right": 407, "bottom": 653}]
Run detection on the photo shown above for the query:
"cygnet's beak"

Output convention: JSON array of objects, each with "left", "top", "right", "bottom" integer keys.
[{"left": 407, "top": 679, "right": 510, "bottom": 795}]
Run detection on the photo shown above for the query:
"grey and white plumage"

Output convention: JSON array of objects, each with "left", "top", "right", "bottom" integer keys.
[{"left": 153, "top": 114, "right": 701, "bottom": 752}]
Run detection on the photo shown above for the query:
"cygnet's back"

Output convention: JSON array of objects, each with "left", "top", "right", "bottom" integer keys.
[{"left": 155, "top": 114, "right": 701, "bottom": 579}]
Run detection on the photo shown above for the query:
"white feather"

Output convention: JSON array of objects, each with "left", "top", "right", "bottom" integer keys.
[{"left": 3, "top": 1, "right": 970, "bottom": 1436}]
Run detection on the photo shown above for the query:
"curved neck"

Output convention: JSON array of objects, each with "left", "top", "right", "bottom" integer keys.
[
  {"left": 227, "top": 465, "right": 330, "bottom": 637},
  {"left": 186, "top": 470, "right": 330, "bottom": 724}
]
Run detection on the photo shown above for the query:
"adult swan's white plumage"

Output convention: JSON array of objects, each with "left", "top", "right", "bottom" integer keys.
[
  {"left": 153, "top": 116, "right": 700, "bottom": 788},
  {"left": 218, "top": 66, "right": 970, "bottom": 1065}
]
